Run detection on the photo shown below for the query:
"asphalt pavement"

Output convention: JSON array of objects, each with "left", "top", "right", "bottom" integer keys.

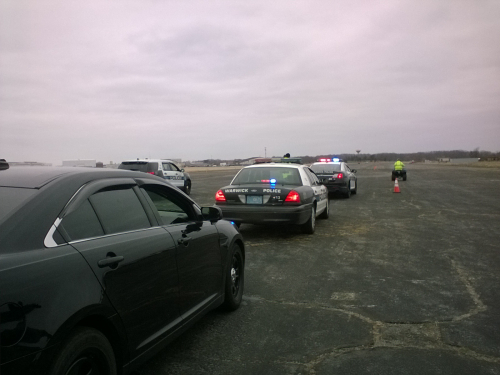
[{"left": 136, "top": 162, "right": 500, "bottom": 375}]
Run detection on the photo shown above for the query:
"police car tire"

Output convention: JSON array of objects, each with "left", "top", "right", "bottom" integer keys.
[
  {"left": 184, "top": 180, "right": 191, "bottom": 195},
  {"left": 344, "top": 187, "right": 351, "bottom": 199},
  {"left": 301, "top": 206, "right": 316, "bottom": 234},
  {"left": 351, "top": 180, "right": 357, "bottom": 194},
  {"left": 319, "top": 199, "right": 329, "bottom": 219}
]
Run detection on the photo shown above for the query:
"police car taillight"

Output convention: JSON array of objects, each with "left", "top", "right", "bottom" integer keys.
[
  {"left": 337, "top": 173, "right": 343, "bottom": 179},
  {"left": 284, "top": 190, "right": 300, "bottom": 203},
  {"left": 148, "top": 172, "right": 155, "bottom": 175},
  {"left": 215, "top": 190, "right": 226, "bottom": 202}
]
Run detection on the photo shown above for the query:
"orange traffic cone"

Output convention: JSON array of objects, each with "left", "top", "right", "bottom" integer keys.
[{"left": 393, "top": 178, "right": 401, "bottom": 193}]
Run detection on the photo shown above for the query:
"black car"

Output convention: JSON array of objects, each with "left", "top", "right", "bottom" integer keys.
[
  {"left": 215, "top": 161, "right": 329, "bottom": 234},
  {"left": 310, "top": 159, "right": 358, "bottom": 198},
  {"left": 0, "top": 166, "right": 244, "bottom": 375}
]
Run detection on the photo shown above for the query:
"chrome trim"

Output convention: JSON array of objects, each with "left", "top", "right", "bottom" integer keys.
[{"left": 44, "top": 218, "right": 62, "bottom": 248}]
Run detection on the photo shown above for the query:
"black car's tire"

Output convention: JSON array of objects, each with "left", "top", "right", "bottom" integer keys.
[
  {"left": 49, "top": 327, "right": 117, "bottom": 375},
  {"left": 301, "top": 205, "right": 316, "bottom": 234},
  {"left": 184, "top": 180, "right": 191, "bottom": 195},
  {"left": 222, "top": 244, "right": 244, "bottom": 311},
  {"left": 352, "top": 180, "right": 357, "bottom": 194},
  {"left": 318, "top": 199, "right": 329, "bottom": 219}
]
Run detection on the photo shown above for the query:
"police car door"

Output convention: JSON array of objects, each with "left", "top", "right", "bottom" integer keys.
[
  {"left": 162, "top": 162, "right": 183, "bottom": 189},
  {"left": 305, "top": 168, "right": 328, "bottom": 215},
  {"left": 345, "top": 164, "right": 356, "bottom": 190}
]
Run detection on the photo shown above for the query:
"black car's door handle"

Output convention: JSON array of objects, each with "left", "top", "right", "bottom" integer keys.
[
  {"left": 178, "top": 236, "right": 191, "bottom": 246},
  {"left": 98, "top": 256, "right": 124, "bottom": 268}
]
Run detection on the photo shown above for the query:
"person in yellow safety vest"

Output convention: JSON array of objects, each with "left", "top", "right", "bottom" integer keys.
[{"left": 394, "top": 159, "right": 405, "bottom": 170}]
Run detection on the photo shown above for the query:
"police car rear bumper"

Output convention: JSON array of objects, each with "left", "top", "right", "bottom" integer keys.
[
  {"left": 323, "top": 182, "right": 348, "bottom": 194},
  {"left": 217, "top": 203, "right": 313, "bottom": 225}
]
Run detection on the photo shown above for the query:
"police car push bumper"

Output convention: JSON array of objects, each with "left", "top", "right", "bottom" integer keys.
[{"left": 218, "top": 202, "right": 314, "bottom": 225}]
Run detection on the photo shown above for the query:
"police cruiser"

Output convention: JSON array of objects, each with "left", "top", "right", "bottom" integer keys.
[
  {"left": 310, "top": 158, "right": 357, "bottom": 198},
  {"left": 215, "top": 159, "right": 329, "bottom": 234},
  {"left": 118, "top": 159, "right": 192, "bottom": 194}
]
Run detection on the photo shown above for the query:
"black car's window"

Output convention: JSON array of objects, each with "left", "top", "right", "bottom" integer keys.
[
  {"left": 89, "top": 187, "right": 151, "bottom": 234},
  {"left": 0, "top": 187, "right": 36, "bottom": 221},
  {"left": 60, "top": 199, "right": 104, "bottom": 241},
  {"left": 310, "top": 164, "right": 341, "bottom": 174},
  {"left": 141, "top": 185, "right": 192, "bottom": 225},
  {"left": 232, "top": 167, "right": 302, "bottom": 186}
]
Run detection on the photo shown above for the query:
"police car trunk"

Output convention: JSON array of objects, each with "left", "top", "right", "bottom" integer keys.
[{"left": 215, "top": 165, "right": 313, "bottom": 225}]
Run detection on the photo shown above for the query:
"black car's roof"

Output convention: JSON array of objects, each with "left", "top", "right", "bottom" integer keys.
[{"left": 0, "top": 166, "right": 160, "bottom": 189}]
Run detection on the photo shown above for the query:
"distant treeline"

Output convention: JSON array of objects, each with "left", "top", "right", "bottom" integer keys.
[
  {"left": 300, "top": 149, "right": 500, "bottom": 163},
  {"left": 198, "top": 149, "right": 499, "bottom": 166}
]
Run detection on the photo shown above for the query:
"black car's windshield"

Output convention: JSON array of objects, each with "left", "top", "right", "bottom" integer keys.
[
  {"left": 310, "top": 164, "right": 341, "bottom": 174},
  {"left": 232, "top": 167, "right": 302, "bottom": 186},
  {"left": 118, "top": 162, "right": 158, "bottom": 173},
  {"left": 0, "top": 187, "right": 37, "bottom": 221}
]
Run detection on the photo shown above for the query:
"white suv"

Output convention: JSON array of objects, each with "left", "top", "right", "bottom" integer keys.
[{"left": 118, "top": 159, "right": 192, "bottom": 194}]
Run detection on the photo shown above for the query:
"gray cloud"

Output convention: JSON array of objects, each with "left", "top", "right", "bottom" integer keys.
[{"left": 1, "top": 0, "right": 499, "bottom": 165}]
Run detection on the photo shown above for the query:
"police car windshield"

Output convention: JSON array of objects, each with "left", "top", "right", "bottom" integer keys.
[
  {"left": 310, "top": 164, "right": 341, "bottom": 174},
  {"left": 232, "top": 167, "right": 302, "bottom": 186}
]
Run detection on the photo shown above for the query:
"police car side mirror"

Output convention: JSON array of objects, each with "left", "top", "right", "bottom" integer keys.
[
  {"left": 201, "top": 206, "right": 223, "bottom": 223},
  {"left": 181, "top": 168, "right": 185, "bottom": 172},
  {"left": 352, "top": 169, "right": 357, "bottom": 173}
]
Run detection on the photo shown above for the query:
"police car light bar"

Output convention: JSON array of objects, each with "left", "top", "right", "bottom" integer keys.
[{"left": 319, "top": 158, "right": 331, "bottom": 162}]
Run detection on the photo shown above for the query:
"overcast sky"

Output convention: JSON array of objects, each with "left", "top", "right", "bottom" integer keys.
[{"left": 1, "top": 0, "right": 499, "bottom": 165}]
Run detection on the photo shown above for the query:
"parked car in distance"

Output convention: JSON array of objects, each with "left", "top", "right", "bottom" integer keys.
[
  {"left": 215, "top": 159, "right": 329, "bottom": 234},
  {"left": 310, "top": 158, "right": 357, "bottom": 198},
  {"left": 118, "top": 159, "right": 192, "bottom": 194},
  {"left": 0, "top": 165, "right": 244, "bottom": 375}
]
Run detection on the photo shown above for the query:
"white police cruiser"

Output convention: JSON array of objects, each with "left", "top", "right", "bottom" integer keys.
[
  {"left": 215, "top": 159, "right": 329, "bottom": 234},
  {"left": 118, "top": 159, "right": 192, "bottom": 194}
]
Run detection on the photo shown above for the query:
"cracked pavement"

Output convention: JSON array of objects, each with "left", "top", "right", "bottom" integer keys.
[{"left": 136, "top": 162, "right": 500, "bottom": 374}]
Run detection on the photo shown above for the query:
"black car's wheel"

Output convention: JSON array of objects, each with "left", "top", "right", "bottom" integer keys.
[
  {"left": 318, "top": 199, "right": 329, "bottom": 219},
  {"left": 49, "top": 327, "right": 117, "bottom": 375},
  {"left": 351, "top": 180, "right": 357, "bottom": 195},
  {"left": 301, "top": 205, "right": 316, "bottom": 234},
  {"left": 222, "top": 244, "right": 244, "bottom": 311},
  {"left": 184, "top": 180, "right": 191, "bottom": 195}
]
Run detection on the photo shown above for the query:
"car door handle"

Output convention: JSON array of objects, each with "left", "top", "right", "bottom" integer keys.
[
  {"left": 178, "top": 236, "right": 191, "bottom": 245},
  {"left": 98, "top": 256, "right": 124, "bottom": 268}
]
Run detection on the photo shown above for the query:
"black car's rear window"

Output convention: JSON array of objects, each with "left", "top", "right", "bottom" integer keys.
[
  {"left": 310, "top": 164, "right": 341, "bottom": 174},
  {"left": 0, "top": 187, "right": 36, "bottom": 221},
  {"left": 232, "top": 167, "right": 302, "bottom": 185},
  {"left": 118, "top": 162, "right": 158, "bottom": 173}
]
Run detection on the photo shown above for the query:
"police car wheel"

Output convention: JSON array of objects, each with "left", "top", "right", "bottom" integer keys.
[
  {"left": 301, "top": 206, "right": 316, "bottom": 234},
  {"left": 184, "top": 180, "right": 191, "bottom": 195},
  {"left": 344, "top": 187, "right": 351, "bottom": 199},
  {"left": 352, "top": 180, "right": 357, "bottom": 194},
  {"left": 319, "top": 199, "right": 329, "bottom": 219}
]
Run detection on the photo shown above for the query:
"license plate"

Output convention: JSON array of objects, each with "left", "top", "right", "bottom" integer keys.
[{"left": 246, "top": 195, "right": 263, "bottom": 204}]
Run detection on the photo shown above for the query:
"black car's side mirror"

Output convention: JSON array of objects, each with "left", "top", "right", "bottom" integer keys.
[{"left": 201, "top": 206, "right": 223, "bottom": 223}]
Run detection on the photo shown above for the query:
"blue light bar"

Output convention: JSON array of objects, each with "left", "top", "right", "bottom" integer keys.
[
  {"left": 332, "top": 158, "right": 340, "bottom": 162},
  {"left": 270, "top": 178, "right": 277, "bottom": 184}
]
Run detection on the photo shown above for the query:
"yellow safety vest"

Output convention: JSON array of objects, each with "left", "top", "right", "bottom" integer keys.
[{"left": 394, "top": 161, "right": 405, "bottom": 170}]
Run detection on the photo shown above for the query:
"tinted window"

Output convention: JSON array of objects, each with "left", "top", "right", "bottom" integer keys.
[
  {"left": 141, "top": 185, "right": 192, "bottom": 225},
  {"left": 60, "top": 199, "right": 104, "bottom": 241},
  {"left": 310, "top": 164, "right": 341, "bottom": 174},
  {"left": 89, "top": 187, "right": 151, "bottom": 234},
  {"left": 162, "top": 163, "right": 172, "bottom": 171},
  {"left": 0, "top": 187, "right": 36, "bottom": 221},
  {"left": 232, "top": 167, "right": 302, "bottom": 186},
  {"left": 118, "top": 162, "right": 158, "bottom": 173}
]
